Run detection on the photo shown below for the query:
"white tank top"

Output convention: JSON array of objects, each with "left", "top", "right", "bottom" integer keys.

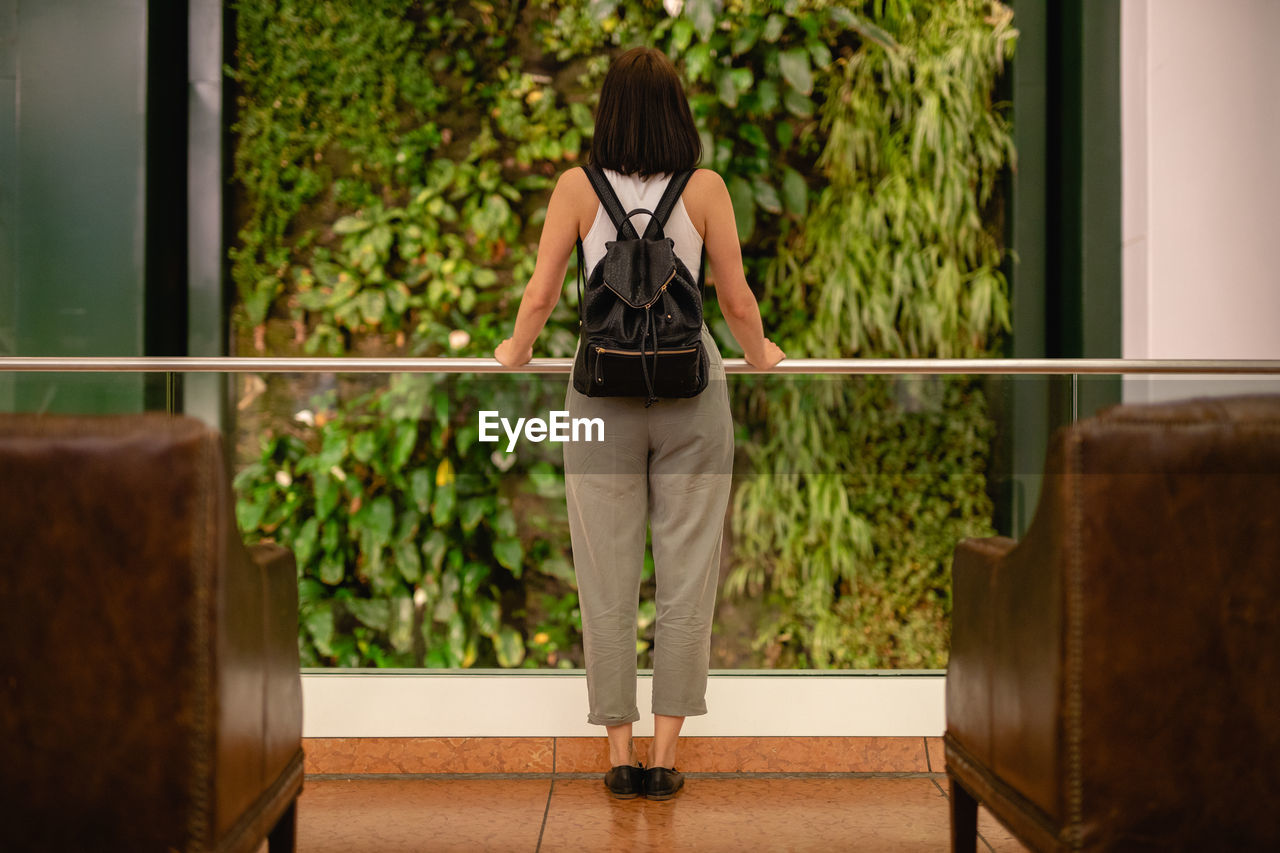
[{"left": 581, "top": 169, "right": 703, "bottom": 280}]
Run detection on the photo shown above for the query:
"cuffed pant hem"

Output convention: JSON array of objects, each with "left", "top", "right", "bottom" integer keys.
[
  {"left": 651, "top": 705, "right": 708, "bottom": 718},
  {"left": 588, "top": 710, "right": 641, "bottom": 726}
]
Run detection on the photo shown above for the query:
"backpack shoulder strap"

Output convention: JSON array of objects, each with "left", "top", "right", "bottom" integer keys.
[
  {"left": 643, "top": 169, "right": 696, "bottom": 239},
  {"left": 583, "top": 164, "right": 639, "bottom": 240}
]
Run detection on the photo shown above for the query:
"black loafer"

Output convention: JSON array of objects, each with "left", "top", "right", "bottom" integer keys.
[
  {"left": 603, "top": 763, "right": 645, "bottom": 799},
  {"left": 643, "top": 766, "right": 684, "bottom": 800}
]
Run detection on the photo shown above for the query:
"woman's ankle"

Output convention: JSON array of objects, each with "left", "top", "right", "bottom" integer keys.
[{"left": 607, "top": 733, "right": 637, "bottom": 767}]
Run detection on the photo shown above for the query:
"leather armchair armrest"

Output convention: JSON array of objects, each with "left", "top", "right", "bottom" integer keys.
[
  {"left": 949, "top": 432, "right": 1076, "bottom": 825},
  {"left": 214, "top": 520, "right": 302, "bottom": 843},
  {"left": 947, "top": 536, "right": 1016, "bottom": 764},
  {"left": 250, "top": 542, "right": 303, "bottom": 774}
]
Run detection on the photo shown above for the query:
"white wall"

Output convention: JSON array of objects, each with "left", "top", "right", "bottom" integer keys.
[
  {"left": 1122, "top": 0, "right": 1280, "bottom": 398},
  {"left": 300, "top": 671, "right": 946, "bottom": 737}
]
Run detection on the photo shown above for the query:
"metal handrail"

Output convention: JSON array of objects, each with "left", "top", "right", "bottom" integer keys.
[{"left": 0, "top": 356, "right": 1278, "bottom": 374}]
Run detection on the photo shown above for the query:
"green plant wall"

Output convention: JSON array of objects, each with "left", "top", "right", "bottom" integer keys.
[{"left": 229, "top": 0, "right": 1016, "bottom": 669}]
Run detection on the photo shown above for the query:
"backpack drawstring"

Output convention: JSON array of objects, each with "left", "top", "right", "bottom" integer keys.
[{"left": 641, "top": 308, "right": 658, "bottom": 407}]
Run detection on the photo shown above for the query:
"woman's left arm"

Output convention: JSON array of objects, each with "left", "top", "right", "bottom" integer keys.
[{"left": 494, "top": 168, "right": 586, "bottom": 367}]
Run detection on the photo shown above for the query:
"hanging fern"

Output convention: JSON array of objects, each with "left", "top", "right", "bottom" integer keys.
[{"left": 727, "top": 0, "right": 1017, "bottom": 668}]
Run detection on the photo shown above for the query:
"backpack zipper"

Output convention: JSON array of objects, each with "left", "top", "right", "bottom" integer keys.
[
  {"left": 594, "top": 346, "right": 698, "bottom": 356},
  {"left": 604, "top": 267, "right": 679, "bottom": 309}
]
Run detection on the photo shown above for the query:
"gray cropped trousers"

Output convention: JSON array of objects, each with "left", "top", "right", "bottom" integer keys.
[{"left": 563, "top": 326, "right": 733, "bottom": 726}]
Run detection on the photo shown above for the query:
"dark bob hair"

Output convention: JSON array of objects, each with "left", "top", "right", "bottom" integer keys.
[{"left": 590, "top": 47, "right": 702, "bottom": 178}]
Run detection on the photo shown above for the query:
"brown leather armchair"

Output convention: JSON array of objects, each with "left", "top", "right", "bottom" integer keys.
[
  {"left": 945, "top": 395, "right": 1280, "bottom": 850},
  {"left": 0, "top": 413, "right": 304, "bottom": 852}
]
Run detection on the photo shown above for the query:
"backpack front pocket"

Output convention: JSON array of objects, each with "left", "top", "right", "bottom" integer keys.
[{"left": 586, "top": 342, "right": 706, "bottom": 399}]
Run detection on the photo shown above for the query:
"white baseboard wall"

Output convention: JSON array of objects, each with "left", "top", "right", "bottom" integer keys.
[{"left": 301, "top": 670, "right": 946, "bottom": 738}]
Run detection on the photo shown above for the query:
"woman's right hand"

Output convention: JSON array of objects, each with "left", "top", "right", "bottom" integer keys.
[
  {"left": 748, "top": 338, "right": 786, "bottom": 370},
  {"left": 494, "top": 337, "right": 532, "bottom": 368}
]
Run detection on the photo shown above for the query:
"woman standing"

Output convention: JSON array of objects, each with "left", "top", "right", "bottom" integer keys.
[{"left": 495, "top": 47, "right": 784, "bottom": 799}]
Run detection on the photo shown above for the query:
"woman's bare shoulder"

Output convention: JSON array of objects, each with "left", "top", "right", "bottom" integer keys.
[
  {"left": 682, "top": 168, "right": 728, "bottom": 233},
  {"left": 553, "top": 166, "right": 599, "bottom": 237},
  {"left": 686, "top": 167, "right": 726, "bottom": 194},
  {"left": 556, "top": 165, "right": 590, "bottom": 193}
]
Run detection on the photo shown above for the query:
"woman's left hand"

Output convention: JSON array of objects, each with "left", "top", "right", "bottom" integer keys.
[{"left": 494, "top": 338, "right": 532, "bottom": 367}]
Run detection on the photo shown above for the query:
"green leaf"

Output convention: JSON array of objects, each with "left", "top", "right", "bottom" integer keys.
[
  {"left": 731, "top": 22, "right": 761, "bottom": 56},
  {"left": 236, "top": 499, "right": 265, "bottom": 534},
  {"left": 490, "top": 505, "right": 517, "bottom": 538},
  {"left": 685, "top": 0, "right": 715, "bottom": 42},
  {"left": 318, "top": 555, "right": 345, "bottom": 586},
  {"left": 421, "top": 529, "right": 447, "bottom": 575},
  {"left": 776, "top": 120, "right": 794, "bottom": 149},
  {"left": 808, "top": 40, "right": 833, "bottom": 70},
  {"left": 493, "top": 537, "right": 523, "bottom": 576},
  {"left": 540, "top": 554, "right": 577, "bottom": 588},
  {"left": 716, "top": 67, "right": 753, "bottom": 109},
  {"left": 367, "top": 224, "right": 394, "bottom": 256},
  {"left": 366, "top": 496, "right": 396, "bottom": 545},
  {"left": 298, "top": 578, "right": 325, "bottom": 607},
  {"left": 315, "top": 473, "right": 341, "bottom": 521},
  {"left": 333, "top": 215, "right": 371, "bottom": 235},
  {"left": 460, "top": 561, "right": 489, "bottom": 598},
  {"left": 753, "top": 78, "right": 780, "bottom": 114},
  {"left": 293, "top": 516, "right": 320, "bottom": 567},
  {"left": 321, "top": 518, "right": 342, "bottom": 553},
  {"left": 587, "top": 0, "right": 619, "bottom": 22},
  {"left": 347, "top": 597, "right": 390, "bottom": 631},
  {"left": 431, "top": 481, "right": 456, "bottom": 526},
  {"left": 752, "top": 177, "right": 782, "bottom": 215},
  {"left": 473, "top": 598, "right": 501, "bottom": 637},
  {"left": 305, "top": 604, "right": 335, "bottom": 656},
  {"left": 638, "top": 599, "right": 657, "bottom": 631},
  {"left": 778, "top": 48, "right": 813, "bottom": 95},
  {"left": 527, "top": 463, "right": 563, "bottom": 498},
  {"left": 433, "top": 570, "right": 459, "bottom": 623},
  {"left": 670, "top": 16, "right": 695, "bottom": 54},
  {"left": 409, "top": 467, "right": 433, "bottom": 513},
  {"left": 684, "top": 42, "right": 712, "bottom": 81},
  {"left": 317, "top": 430, "right": 347, "bottom": 468},
  {"left": 783, "top": 88, "right": 814, "bottom": 118},
  {"left": 361, "top": 289, "right": 386, "bottom": 324},
  {"left": 352, "top": 430, "right": 379, "bottom": 464},
  {"left": 386, "top": 282, "right": 410, "bottom": 315},
  {"left": 446, "top": 612, "right": 467, "bottom": 665},
  {"left": 716, "top": 71, "right": 741, "bottom": 109},
  {"left": 390, "top": 422, "right": 417, "bottom": 470},
  {"left": 454, "top": 423, "right": 479, "bottom": 457},
  {"left": 423, "top": 645, "right": 447, "bottom": 669},
  {"left": 781, "top": 167, "right": 809, "bottom": 218},
  {"left": 458, "top": 497, "right": 488, "bottom": 533},
  {"left": 388, "top": 595, "right": 414, "bottom": 653},
  {"left": 494, "top": 625, "right": 525, "bottom": 668},
  {"left": 727, "top": 175, "right": 756, "bottom": 243},
  {"left": 395, "top": 539, "right": 423, "bottom": 583},
  {"left": 828, "top": 7, "right": 899, "bottom": 52},
  {"left": 763, "top": 14, "right": 786, "bottom": 43}
]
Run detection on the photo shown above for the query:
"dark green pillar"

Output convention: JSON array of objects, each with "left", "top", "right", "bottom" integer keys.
[
  {"left": 1, "top": 0, "right": 16, "bottom": 410},
  {"left": 1003, "top": 0, "right": 1122, "bottom": 535},
  {"left": 1048, "top": 0, "right": 1122, "bottom": 411},
  {"left": 5, "top": 0, "right": 150, "bottom": 413},
  {"left": 185, "top": 0, "right": 232, "bottom": 432},
  {"left": 1, "top": 0, "right": 202, "bottom": 416}
]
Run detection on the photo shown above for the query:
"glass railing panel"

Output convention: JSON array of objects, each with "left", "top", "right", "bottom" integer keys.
[
  {"left": 0, "top": 371, "right": 164, "bottom": 415},
  {"left": 3, "top": 363, "right": 1276, "bottom": 673},
  {"left": 220, "top": 370, "right": 1082, "bottom": 672},
  {"left": 228, "top": 369, "right": 575, "bottom": 671}
]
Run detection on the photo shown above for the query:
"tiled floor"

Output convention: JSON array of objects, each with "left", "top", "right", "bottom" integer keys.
[{"left": 288, "top": 774, "right": 1028, "bottom": 852}]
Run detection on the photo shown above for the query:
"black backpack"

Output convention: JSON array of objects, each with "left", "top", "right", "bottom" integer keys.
[{"left": 572, "top": 164, "right": 708, "bottom": 406}]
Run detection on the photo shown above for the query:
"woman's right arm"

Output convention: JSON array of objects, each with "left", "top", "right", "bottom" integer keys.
[{"left": 692, "top": 170, "right": 785, "bottom": 369}]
